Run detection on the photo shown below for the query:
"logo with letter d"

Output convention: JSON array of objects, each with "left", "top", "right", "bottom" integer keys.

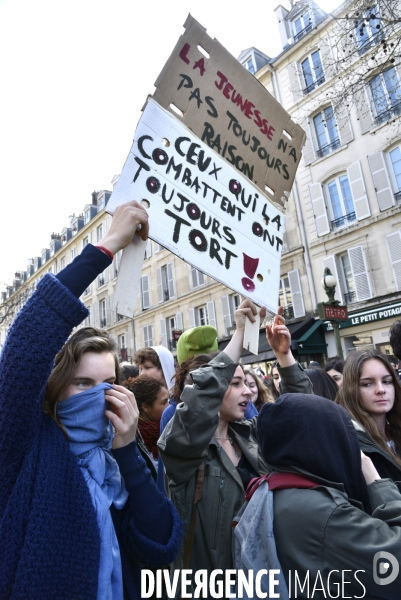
[{"left": 373, "top": 552, "right": 399, "bottom": 585}]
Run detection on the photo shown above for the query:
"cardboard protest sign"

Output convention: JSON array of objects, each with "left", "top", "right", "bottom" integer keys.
[
  {"left": 107, "top": 98, "right": 284, "bottom": 313},
  {"left": 108, "top": 14, "right": 306, "bottom": 320},
  {"left": 152, "top": 15, "right": 306, "bottom": 208}
]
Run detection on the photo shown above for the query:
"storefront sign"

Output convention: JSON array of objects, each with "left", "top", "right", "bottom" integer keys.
[
  {"left": 318, "top": 303, "right": 348, "bottom": 321},
  {"left": 324, "top": 301, "right": 401, "bottom": 331}
]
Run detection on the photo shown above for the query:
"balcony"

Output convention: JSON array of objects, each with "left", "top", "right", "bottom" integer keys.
[
  {"left": 344, "top": 291, "right": 356, "bottom": 304},
  {"left": 330, "top": 211, "right": 356, "bottom": 230},
  {"left": 395, "top": 190, "right": 401, "bottom": 203},
  {"left": 294, "top": 22, "right": 312, "bottom": 43},
  {"left": 374, "top": 100, "right": 401, "bottom": 126},
  {"left": 281, "top": 305, "right": 294, "bottom": 320},
  {"left": 316, "top": 138, "right": 341, "bottom": 159}
]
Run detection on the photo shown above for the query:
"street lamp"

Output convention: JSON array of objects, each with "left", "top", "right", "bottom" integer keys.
[{"left": 319, "top": 268, "right": 346, "bottom": 360}]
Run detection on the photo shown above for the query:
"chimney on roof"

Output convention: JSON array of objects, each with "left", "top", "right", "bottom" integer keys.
[{"left": 92, "top": 191, "right": 98, "bottom": 206}]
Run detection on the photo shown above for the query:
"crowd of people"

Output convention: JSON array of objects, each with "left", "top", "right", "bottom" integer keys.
[{"left": 1, "top": 200, "right": 401, "bottom": 599}]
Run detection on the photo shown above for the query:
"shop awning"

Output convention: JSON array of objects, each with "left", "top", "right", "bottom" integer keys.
[
  {"left": 217, "top": 317, "right": 315, "bottom": 364},
  {"left": 296, "top": 319, "right": 327, "bottom": 355}
]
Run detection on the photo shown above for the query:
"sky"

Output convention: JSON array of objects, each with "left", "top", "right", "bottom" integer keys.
[{"left": 0, "top": 0, "right": 342, "bottom": 289}]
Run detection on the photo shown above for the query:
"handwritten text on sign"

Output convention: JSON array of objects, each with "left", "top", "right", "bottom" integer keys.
[
  {"left": 153, "top": 15, "right": 306, "bottom": 207},
  {"left": 107, "top": 99, "right": 285, "bottom": 312}
]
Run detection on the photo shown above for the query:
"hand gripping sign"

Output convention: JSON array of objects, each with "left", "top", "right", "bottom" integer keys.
[{"left": 108, "top": 15, "right": 305, "bottom": 341}]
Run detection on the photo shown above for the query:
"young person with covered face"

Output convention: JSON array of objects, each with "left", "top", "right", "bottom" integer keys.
[
  {"left": 257, "top": 393, "right": 401, "bottom": 599},
  {"left": 0, "top": 200, "right": 181, "bottom": 600}
]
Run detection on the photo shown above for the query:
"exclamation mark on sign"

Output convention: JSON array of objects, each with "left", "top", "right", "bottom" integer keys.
[{"left": 242, "top": 253, "right": 259, "bottom": 292}]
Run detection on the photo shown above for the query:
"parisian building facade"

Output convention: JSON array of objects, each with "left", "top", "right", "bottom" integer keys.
[{"left": 1, "top": 0, "right": 400, "bottom": 370}]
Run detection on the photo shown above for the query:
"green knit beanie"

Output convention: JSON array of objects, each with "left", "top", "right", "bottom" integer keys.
[{"left": 176, "top": 325, "right": 218, "bottom": 364}]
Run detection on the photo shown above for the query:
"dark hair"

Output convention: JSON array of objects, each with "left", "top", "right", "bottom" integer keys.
[
  {"left": 389, "top": 320, "right": 401, "bottom": 361},
  {"left": 44, "top": 327, "right": 119, "bottom": 429},
  {"left": 128, "top": 375, "right": 165, "bottom": 415},
  {"left": 119, "top": 363, "right": 139, "bottom": 380},
  {"left": 244, "top": 369, "right": 274, "bottom": 411},
  {"left": 305, "top": 367, "right": 339, "bottom": 401},
  {"left": 388, "top": 355, "right": 399, "bottom": 367},
  {"left": 133, "top": 347, "right": 161, "bottom": 369},
  {"left": 269, "top": 360, "right": 281, "bottom": 400},
  {"left": 170, "top": 353, "right": 216, "bottom": 402},
  {"left": 324, "top": 356, "right": 345, "bottom": 374},
  {"left": 336, "top": 349, "right": 401, "bottom": 467}
]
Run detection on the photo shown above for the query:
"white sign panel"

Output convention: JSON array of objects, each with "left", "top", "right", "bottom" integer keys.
[{"left": 107, "top": 99, "right": 285, "bottom": 313}]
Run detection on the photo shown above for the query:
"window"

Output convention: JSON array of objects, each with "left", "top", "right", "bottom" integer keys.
[
  {"left": 84, "top": 209, "right": 91, "bottom": 224},
  {"left": 118, "top": 333, "right": 126, "bottom": 349},
  {"left": 279, "top": 271, "right": 305, "bottom": 319},
  {"left": 97, "top": 195, "right": 105, "bottom": 211},
  {"left": 157, "top": 263, "right": 175, "bottom": 303},
  {"left": 301, "top": 51, "right": 325, "bottom": 94},
  {"left": 190, "top": 267, "right": 205, "bottom": 289},
  {"left": 83, "top": 236, "right": 89, "bottom": 247},
  {"left": 313, "top": 106, "right": 340, "bottom": 158},
  {"left": 369, "top": 67, "right": 401, "bottom": 125},
  {"left": 83, "top": 284, "right": 91, "bottom": 296},
  {"left": 389, "top": 146, "right": 401, "bottom": 202},
  {"left": 221, "top": 294, "right": 240, "bottom": 335},
  {"left": 279, "top": 277, "right": 293, "bottom": 319},
  {"left": 339, "top": 253, "right": 357, "bottom": 303},
  {"left": 143, "top": 324, "right": 153, "bottom": 348},
  {"left": 327, "top": 175, "right": 356, "bottom": 229},
  {"left": 355, "top": 6, "right": 381, "bottom": 54},
  {"left": 293, "top": 12, "right": 312, "bottom": 43},
  {"left": 60, "top": 257, "right": 66, "bottom": 271},
  {"left": 141, "top": 275, "right": 151, "bottom": 309},
  {"left": 97, "top": 274, "right": 106, "bottom": 288},
  {"left": 244, "top": 58, "right": 255, "bottom": 74},
  {"left": 84, "top": 307, "right": 91, "bottom": 327},
  {"left": 99, "top": 299, "right": 107, "bottom": 328},
  {"left": 97, "top": 224, "right": 103, "bottom": 242},
  {"left": 71, "top": 247, "right": 77, "bottom": 260}
]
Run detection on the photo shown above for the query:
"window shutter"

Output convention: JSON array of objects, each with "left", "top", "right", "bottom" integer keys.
[
  {"left": 105, "top": 296, "right": 110, "bottom": 326},
  {"left": 386, "top": 231, "right": 401, "bottom": 291},
  {"left": 156, "top": 267, "right": 163, "bottom": 303},
  {"left": 125, "top": 330, "right": 131, "bottom": 355},
  {"left": 190, "top": 266, "right": 198, "bottom": 288},
  {"left": 198, "top": 271, "right": 205, "bottom": 286},
  {"left": 148, "top": 325, "right": 153, "bottom": 346},
  {"left": 207, "top": 301, "right": 217, "bottom": 330},
  {"left": 347, "top": 161, "right": 371, "bottom": 220},
  {"left": 301, "top": 119, "right": 316, "bottom": 166},
  {"left": 103, "top": 267, "right": 109, "bottom": 284},
  {"left": 367, "top": 152, "right": 395, "bottom": 211},
  {"left": 322, "top": 256, "right": 343, "bottom": 303},
  {"left": 160, "top": 318, "right": 168, "bottom": 347},
  {"left": 175, "top": 311, "right": 183, "bottom": 330},
  {"left": 335, "top": 104, "right": 353, "bottom": 145},
  {"left": 354, "top": 87, "right": 374, "bottom": 133},
  {"left": 141, "top": 275, "right": 150, "bottom": 309},
  {"left": 320, "top": 38, "right": 336, "bottom": 79},
  {"left": 309, "top": 183, "right": 330, "bottom": 236},
  {"left": 348, "top": 246, "right": 372, "bottom": 301},
  {"left": 188, "top": 308, "right": 196, "bottom": 329},
  {"left": 167, "top": 262, "right": 175, "bottom": 299},
  {"left": 143, "top": 326, "right": 149, "bottom": 347},
  {"left": 221, "top": 295, "right": 232, "bottom": 335},
  {"left": 287, "top": 62, "right": 303, "bottom": 103},
  {"left": 88, "top": 305, "right": 92, "bottom": 326},
  {"left": 288, "top": 270, "right": 306, "bottom": 318}
]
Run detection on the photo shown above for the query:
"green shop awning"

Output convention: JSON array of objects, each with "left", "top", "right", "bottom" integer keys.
[{"left": 296, "top": 320, "right": 327, "bottom": 355}]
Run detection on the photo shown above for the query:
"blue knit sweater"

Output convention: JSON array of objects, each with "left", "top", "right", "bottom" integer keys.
[{"left": 0, "top": 245, "right": 181, "bottom": 600}]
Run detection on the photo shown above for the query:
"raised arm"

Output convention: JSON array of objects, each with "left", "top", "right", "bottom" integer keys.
[
  {"left": 159, "top": 299, "right": 265, "bottom": 485},
  {"left": 266, "top": 307, "right": 313, "bottom": 395},
  {"left": 0, "top": 201, "right": 148, "bottom": 467}
]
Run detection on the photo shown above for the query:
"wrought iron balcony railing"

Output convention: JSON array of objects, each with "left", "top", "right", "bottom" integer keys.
[
  {"left": 316, "top": 138, "right": 341, "bottom": 159},
  {"left": 331, "top": 211, "right": 357, "bottom": 230}
]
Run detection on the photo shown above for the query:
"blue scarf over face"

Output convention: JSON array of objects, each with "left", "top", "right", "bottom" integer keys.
[{"left": 57, "top": 383, "right": 128, "bottom": 600}]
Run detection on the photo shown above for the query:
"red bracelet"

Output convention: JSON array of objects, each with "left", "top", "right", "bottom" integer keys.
[{"left": 96, "top": 245, "right": 114, "bottom": 260}]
